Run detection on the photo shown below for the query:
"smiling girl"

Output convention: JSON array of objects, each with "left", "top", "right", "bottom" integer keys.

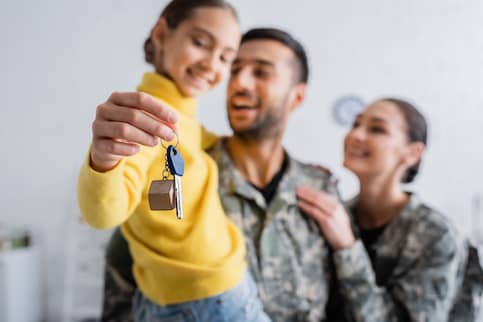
[{"left": 77, "top": 1, "right": 270, "bottom": 321}]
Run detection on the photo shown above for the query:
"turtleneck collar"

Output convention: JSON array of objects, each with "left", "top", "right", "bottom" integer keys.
[{"left": 137, "top": 72, "right": 197, "bottom": 118}]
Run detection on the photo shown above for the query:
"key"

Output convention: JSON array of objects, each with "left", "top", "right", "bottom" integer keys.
[
  {"left": 167, "top": 145, "right": 184, "bottom": 219},
  {"left": 173, "top": 175, "right": 183, "bottom": 220}
]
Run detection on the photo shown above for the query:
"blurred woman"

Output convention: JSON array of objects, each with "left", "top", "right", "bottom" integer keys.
[{"left": 296, "top": 98, "right": 469, "bottom": 321}]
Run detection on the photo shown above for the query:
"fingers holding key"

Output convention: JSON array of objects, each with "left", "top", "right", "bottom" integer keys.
[
  {"left": 109, "top": 92, "right": 178, "bottom": 125},
  {"left": 98, "top": 92, "right": 178, "bottom": 139},
  {"left": 90, "top": 92, "right": 179, "bottom": 172}
]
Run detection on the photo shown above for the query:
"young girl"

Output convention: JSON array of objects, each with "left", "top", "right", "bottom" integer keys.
[
  {"left": 77, "top": 1, "right": 270, "bottom": 321},
  {"left": 296, "top": 98, "right": 471, "bottom": 321}
]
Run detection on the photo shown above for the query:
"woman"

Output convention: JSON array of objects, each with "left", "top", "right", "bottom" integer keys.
[
  {"left": 77, "top": 1, "right": 270, "bottom": 321},
  {"left": 296, "top": 98, "right": 467, "bottom": 321}
]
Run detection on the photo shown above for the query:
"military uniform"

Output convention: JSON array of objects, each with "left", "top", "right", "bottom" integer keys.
[
  {"left": 330, "top": 193, "right": 467, "bottom": 322},
  {"left": 101, "top": 138, "right": 339, "bottom": 322},
  {"left": 449, "top": 242, "right": 483, "bottom": 321},
  {"left": 101, "top": 228, "right": 135, "bottom": 322},
  {"left": 211, "top": 139, "right": 338, "bottom": 321}
]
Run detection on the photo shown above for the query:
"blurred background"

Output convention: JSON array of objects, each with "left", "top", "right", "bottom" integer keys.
[{"left": 1, "top": 0, "right": 482, "bottom": 321}]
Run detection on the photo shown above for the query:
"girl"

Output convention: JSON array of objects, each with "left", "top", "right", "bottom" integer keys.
[
  {"left": 296, "top": 98, "right": 473, "bottom": 321},
  {"left": 77, "top": 1, "right": 270, "bottom": 321}
]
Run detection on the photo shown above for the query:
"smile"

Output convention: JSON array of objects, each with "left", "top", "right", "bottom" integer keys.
[
  {"left": 186, "top": 69, "right": 213, "bottom": 89},
  {"left": 346, "top": 146, "right": 369, "bottom": 158}
]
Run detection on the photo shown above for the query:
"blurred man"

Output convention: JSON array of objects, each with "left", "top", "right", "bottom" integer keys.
[{"left": 101, "top": 28, "right": 338, "bottom": 322}]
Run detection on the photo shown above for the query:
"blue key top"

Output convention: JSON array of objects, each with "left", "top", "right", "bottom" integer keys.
[
  {"left": 167, "top": 145, "right": 184, "bottom": 219},
  {"left": 167, "top": 145, "right": 184, "bottom": 176}
]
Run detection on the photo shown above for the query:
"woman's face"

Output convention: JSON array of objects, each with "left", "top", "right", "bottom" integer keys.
[
  {"left": 152, "top": 7, "right": 240, "bottom": 97},
  {"left": 343, "top": 100, "right": 414, "bottom": 181}
]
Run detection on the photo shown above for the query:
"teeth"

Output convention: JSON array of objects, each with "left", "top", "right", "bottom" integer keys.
[
  {"left": 196, "top": 76, "right": 210, "bottom": 84},
  {"left": 188, "top": 69, "right": 212, "bottom": 85},
  {"left": 347, "top": 146, "right": 367, "bottom": 157},
  {"left": 231, "top": 98, "right": 256, "bottom": 108},
  {"left": 192, "top": 76, "right": 208, "bottom": 86},
  {"left": 231, "top": 100, "right": 256, "bottom": 109},
  {"left": 233, "top": 105, "right": 254, "bottom": 110}
]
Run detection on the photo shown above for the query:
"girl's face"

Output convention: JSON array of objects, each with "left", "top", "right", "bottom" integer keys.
[
  {"left": 343, "top": 100, "right": 420, "bottom": 182},
  {"left": 152, "top": 7, "right": 240, "bottom": 97}
]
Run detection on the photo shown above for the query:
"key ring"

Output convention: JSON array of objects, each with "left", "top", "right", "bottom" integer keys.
[{"left": 160, "top": 132, "right": 179, "bottom": 150}]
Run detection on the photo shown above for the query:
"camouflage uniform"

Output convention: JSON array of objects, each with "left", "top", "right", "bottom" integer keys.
[
  {"left": 330, "top": 193, "right": 467, "bottom": 322},
  {"left": 211, "top": 139, "right": 338, "bottom": 321},
  {"left": 101, "top": 228, "right": 135, "bottom": 322},
  {"left": 101, "top": 139, "right": 339, "bottom": 322},
  {"left": 449, "top": 242, "right": 483, "bottom": 321}
]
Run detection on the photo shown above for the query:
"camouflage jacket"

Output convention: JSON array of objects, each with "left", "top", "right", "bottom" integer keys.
[
  {"left": 331, "top": 193, "right": 466, "bottom": 322},
  {"left": 208, "top": 139, "right": 339, "bottom": 322},
  {"left": 449, "top": 241, "right": 483, "bottom": 321}
]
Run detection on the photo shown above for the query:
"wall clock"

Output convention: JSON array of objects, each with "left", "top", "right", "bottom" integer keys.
[{"left": 332, "top": 95, "right": 365, "bottom": 126}]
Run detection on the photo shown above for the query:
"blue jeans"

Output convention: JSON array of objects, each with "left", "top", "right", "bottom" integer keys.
[{"left": 133, "top": 271, "right": 271, "bottom": 322}]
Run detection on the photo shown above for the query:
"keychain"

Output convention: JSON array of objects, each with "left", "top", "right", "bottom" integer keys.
[{"left": 148, "top": 134, "right": 184, "bottom": 219}]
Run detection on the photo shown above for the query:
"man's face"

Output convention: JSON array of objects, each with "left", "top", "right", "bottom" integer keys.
[{"left": 226, "top": 39, "right": 298, "bottom": 140}]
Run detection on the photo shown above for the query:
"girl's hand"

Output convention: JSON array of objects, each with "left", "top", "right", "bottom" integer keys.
[
  {"left": 296, "top": 186, "right": 356, "bottom": 251},
  {"left": 90, "top": 92, "right": 178, "bottom": 172}
]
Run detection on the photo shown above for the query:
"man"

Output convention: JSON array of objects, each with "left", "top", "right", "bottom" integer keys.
[{"left": 101, "top": 28, "right": 339, "bottom": 322}]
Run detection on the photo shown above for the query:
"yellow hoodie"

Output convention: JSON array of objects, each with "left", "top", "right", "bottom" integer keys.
[{"left": 77, "top": 73, "right": 246, "bottom": 305}]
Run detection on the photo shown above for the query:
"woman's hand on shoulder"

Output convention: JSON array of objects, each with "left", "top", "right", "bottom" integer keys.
[
  {"left": 90, "top": 91, "right": 178, "bottom": 172},
  {"left": 296, "top": 186, "right": 356, "bottom": 251}
]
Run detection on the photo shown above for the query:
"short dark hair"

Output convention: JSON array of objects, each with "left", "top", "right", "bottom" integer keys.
[
  {"left": 144, "top": 0, "right": 238, "bottom": 64},
  {"left": 382, "top": 98, "right": 428, "bottom": 183},
  {"left": 241, "top": 27, "right": 309, "bottom": 84}
]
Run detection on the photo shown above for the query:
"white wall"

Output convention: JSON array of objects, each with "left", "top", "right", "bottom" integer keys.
[{"left": 2, "top": 0, "right": 483, "bottom": 321}]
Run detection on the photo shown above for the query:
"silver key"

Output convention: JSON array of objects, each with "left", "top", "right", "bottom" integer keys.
[
  {"left": 167, "top": 144, "right": 184, "bottom": 220},
  {"left": 173, "top": 175, "right": 183, "bottom": 219}
]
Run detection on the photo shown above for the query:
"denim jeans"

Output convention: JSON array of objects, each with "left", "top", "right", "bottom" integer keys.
[{"left": 133, "top": 271, "right": 271, "bottom": 322}]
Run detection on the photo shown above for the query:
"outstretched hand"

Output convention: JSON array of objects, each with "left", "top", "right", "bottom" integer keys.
[
  {"left": 296, "top": 186, "right": 356, "bottom": 251},
  {"left": 90, "top": 92, "right": 178, "bottom": 172}
]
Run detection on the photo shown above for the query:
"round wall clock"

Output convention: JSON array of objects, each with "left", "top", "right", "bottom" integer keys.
[{"left": 332, "top": 95, "right": 365, "bottom": 126}]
